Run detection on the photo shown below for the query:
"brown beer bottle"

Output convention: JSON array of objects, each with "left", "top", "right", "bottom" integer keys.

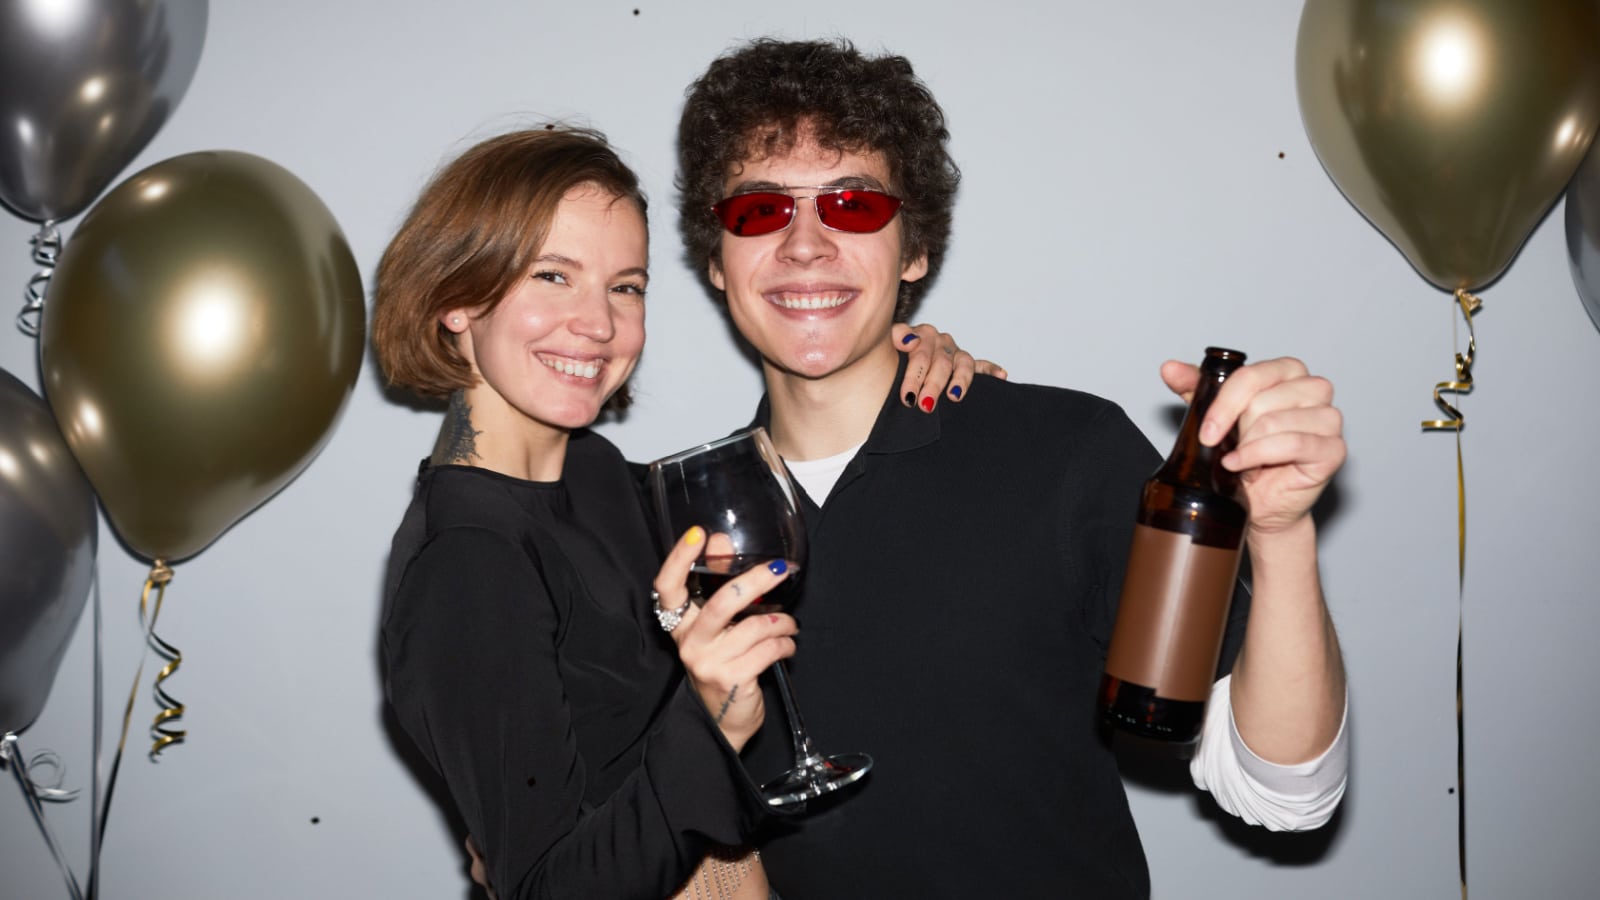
[{"left": 1100, "top": 347, "right": 1247, "bottom": 742}]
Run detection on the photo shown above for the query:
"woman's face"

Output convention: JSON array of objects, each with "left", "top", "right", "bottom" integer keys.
[{"left": 445, "top": 185, "right": 648, "bottom": 437}]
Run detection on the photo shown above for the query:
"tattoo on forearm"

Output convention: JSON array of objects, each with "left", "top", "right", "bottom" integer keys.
[
  {"left": 715, "top": 686, "right": 738, "bottom": 725},
  {"left": 432, "top": 391, "right": 482, "bottom": 465}
]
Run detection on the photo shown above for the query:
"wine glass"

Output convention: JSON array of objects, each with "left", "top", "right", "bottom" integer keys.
[{"left": 647, "top": 425, "right": 872, "bottom": 806}]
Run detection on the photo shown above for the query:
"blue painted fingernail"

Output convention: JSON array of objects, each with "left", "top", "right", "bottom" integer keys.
[
  {"left": 768, "top": 559, "right": 788, "bottom": 575},
  {"left": 949, "top": 385, "right": 962, "bottom": 399},
  {"left": 901, "top": 333, "right": 917, "bottom": 345}
]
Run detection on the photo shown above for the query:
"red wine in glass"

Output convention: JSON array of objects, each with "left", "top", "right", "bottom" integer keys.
[
  {"left": 692, "top": 554, "right": 803, "bottom": 617},
  {"left": 647, "top": 426, "right": 871, "bottom": 806}
]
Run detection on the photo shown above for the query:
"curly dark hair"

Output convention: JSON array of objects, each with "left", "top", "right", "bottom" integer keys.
[{"left": 676, "top": 38, "right": 960, "bottom": 319}]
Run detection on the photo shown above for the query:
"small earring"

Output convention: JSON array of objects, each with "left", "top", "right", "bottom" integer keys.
[{"left": 451, "top": 316, "right": 462, "bottom": 327}]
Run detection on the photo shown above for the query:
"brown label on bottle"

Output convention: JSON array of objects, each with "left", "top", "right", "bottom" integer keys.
[{"left": 1104, "top": 524, "right": 1241, "bottom": 702}]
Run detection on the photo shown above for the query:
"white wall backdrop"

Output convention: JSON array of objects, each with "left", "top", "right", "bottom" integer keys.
[{"left": 3, "top": 2, "right": 1594, "bottom": 897}]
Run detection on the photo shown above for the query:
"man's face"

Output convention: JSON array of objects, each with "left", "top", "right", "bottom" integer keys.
[{"left": 708, "top": 136, "right": 928, "bottom": 383}]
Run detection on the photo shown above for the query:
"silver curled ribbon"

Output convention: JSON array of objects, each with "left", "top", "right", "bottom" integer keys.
[
  {"left": 17, "top": 221, "right": 61, "bottom": 337},
  {"left": 2, "top": 733, "right": 86, "bottom": 900}
]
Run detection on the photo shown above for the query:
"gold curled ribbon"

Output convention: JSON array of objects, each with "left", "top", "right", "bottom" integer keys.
[
  {"left": 1421, "top": 289, "right": 1481, "bottom": 436},
  {"left": 94, "top": 562, "right": 188, "bottom": 900},
  {"left": 138, "top": 561, "right": 186, "bottom": 759},
  {"left": 1420, "top": 288, "right": 1479, "bottom": 900}
]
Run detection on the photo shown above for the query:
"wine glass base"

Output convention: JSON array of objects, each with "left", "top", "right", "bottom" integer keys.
[{"left": 761, "top": 752, "right": 873, "bottom": 807}]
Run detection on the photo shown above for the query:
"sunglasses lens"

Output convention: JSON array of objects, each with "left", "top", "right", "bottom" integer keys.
[
  {"left": 816, "top": 189, "right": 902, "bottom": 233},
  {"left": 713, "top": 193, "right": 795, "bottom": 236}
]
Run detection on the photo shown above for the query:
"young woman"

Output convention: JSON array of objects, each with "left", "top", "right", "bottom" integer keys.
[{"left": 371, "top": 127, "right": 996, "bottom": 900}]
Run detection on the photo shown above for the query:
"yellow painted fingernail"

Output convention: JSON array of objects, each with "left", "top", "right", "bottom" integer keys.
[{"left": 686, "top": 526, "right": 704, "bottom": 546}]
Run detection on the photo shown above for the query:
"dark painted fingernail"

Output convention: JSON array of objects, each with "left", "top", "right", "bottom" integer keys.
[
  {"left": 904, "top": 391, "right": 916, "bottom": 407},
  {"left": 949, "top": 385, "right": 962, "bottom": 399},
  {"left": 901, "top": 333, "right": 917, "bottom": 345},
  {"left": 768, "top": 559, "right": 788, "bottom": 575},
  {"left": 920, "top": 396, "right": 935, "bottom": 412}
]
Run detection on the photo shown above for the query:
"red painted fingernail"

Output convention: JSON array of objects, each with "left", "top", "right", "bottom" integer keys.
[
  {"left": 920, "top": 396, "right": 935, "bottom": 412},
  {"left": 768, "top": 614, "right": 779, "bottom": 623}
]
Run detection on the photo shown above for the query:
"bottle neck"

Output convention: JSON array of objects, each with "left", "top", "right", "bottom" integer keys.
[{"left": 1158, "top": 358, "right": 1240, "bottom": 493}]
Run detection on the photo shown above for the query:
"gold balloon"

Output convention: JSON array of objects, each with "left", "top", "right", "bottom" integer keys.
[
  {"left": 1297, "top": 0, "right": 1600, "bottom": 291},
  {"left": 40, "top": 151, "right": 365, "bottom": 562}
]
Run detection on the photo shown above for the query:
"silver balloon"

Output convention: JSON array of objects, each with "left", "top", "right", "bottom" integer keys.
[
  {"left": 0, "top": 0, "right": 208, "bottom": 223},
  {"left": 0, "top": 367, "right": 97, "bottom": 735},
  {"left": 1567, "top": 145, "right": 1600, "bottom": 332}
]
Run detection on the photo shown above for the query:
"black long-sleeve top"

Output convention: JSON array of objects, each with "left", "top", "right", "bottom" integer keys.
[{"left": 380, "top": 430, "right": 769, "bottom": 899}]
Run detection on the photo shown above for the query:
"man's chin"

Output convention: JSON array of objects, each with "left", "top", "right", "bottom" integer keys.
[
  {"left": 763, "top": 347, "right": 884, "bottom": 383},
  {"left": 766, "top": 349, "right": 842, "bottom": 378}
]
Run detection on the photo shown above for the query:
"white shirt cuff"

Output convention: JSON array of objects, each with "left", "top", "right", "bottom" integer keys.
[{"left": 1188, "top": 674, "right": 1349, "bottom": 831}]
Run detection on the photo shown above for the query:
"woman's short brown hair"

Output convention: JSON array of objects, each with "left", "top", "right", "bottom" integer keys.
[{"left": 372, "top": 126, "right": 647, "bottom": 403}]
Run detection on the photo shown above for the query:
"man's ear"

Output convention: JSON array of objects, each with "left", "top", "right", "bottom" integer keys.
[
  {"left": 708, "top": 259, "right": 726, "bottom": 291},
  {"left": 901, "top": 251, "right": 929, "bottom": 283}
]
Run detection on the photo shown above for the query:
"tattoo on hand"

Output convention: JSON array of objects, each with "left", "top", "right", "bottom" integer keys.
[
  {"left": 715, "top": 686, "right": 738, "bottom": 725},
  {"left": 432, "top": 391, "right": 482, "bottom": 464}
]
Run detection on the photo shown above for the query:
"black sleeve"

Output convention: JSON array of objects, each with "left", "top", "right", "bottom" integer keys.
[
  {"left": 626, "top": 458, "right": 669, "bottom": 558},
  {"left": 384, "top": 526, "right": 768, "bottom": 900},
  {"left": 1215, "top": 557, "right": 1253, "bottom": 678},
  {"left": 1073, "top": 401, "right": 1163, "bottom": 651}
]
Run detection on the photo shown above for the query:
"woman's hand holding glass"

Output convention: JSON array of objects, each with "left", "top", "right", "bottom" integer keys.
[{"left": 654, "top": 526, "right": 799, "bottom": 752}]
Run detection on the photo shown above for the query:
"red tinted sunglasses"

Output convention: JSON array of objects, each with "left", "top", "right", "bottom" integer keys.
[{"left": 712, "top": 186, "right": 904, "bottom": 237}]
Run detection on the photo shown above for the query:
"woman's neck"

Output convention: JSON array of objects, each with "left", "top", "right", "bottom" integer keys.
[{"left": 430, "top": 389, "right": 569, "bottom": 482}]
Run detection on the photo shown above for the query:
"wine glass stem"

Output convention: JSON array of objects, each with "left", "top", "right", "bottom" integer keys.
[{"left": 770, "top": 660, "right": 824, "bottom": 768}]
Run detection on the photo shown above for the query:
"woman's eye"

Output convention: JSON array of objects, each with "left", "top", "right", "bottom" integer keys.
[
  {"left": 612, "top": 283, "right": 647, "bottom": 300},
  {"left": 532, "top": 270, "right": 568, "bottom": 285}
]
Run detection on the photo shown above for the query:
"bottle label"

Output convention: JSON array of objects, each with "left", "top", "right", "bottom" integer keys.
[{"left": 1104, "top": 524, "right": 1242, "bottom": 702}]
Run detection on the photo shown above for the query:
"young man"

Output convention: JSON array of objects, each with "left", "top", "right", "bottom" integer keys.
[{"left": 676, "top": 38, "right": 1348, "bottom": 898}]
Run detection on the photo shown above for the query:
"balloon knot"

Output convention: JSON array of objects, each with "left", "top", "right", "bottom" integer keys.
[{"left": 147, "top": 560, "right": 174, "bottom": 586}]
